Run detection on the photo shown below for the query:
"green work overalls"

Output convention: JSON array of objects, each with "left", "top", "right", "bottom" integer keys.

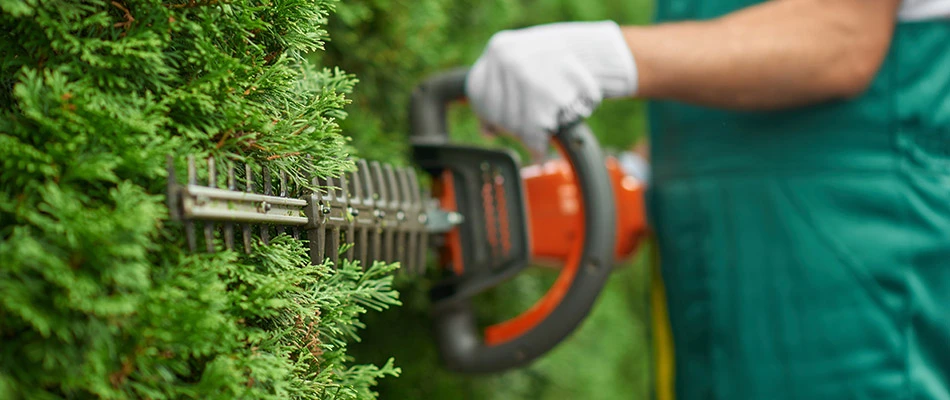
[{"left": 646, "top": 2, "right": 950, "bottom": 399}]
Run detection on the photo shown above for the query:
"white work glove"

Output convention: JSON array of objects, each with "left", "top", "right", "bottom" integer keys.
[{"left": 466, "top": 21, "right": 639, "bottom": 159}]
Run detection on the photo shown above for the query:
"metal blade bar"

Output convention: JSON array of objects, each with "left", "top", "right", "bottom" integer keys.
[
  {"left": 168, "top": 156, "right": 447, "bottom": 274},
  {"left": 181, "top": 185, "right": 309, "bottom": 225}
]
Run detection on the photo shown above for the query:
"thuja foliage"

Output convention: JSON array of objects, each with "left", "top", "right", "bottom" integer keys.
[{"left": 0, "top": 0, "right": 400, "bottom": 398}]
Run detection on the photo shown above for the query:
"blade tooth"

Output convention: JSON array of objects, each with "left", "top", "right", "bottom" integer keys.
[
  {"left": 263, "top": 165, "right": 272, "bottom": 195},
  {"left": 345, "top": 226, "right": 355, "bottom": 262},
  {"left": 186, "top": 224, "right": 197, "bottom": 252},
  {"left": 337, "top": 172, "right": 350, "bottom": 201},
  {"left": 186, "top": 155, "right": 196, "bottom": 251},
  {"left": 288, "top": 171, "right": 296, "bottom": 197},
  {"left": 328, "top": 226, "right": 340, "bottom": 267},
  {"left": 347, "top": 170, "right": 360, "bottom": 263},
  {"left": 316, "top": 225, "right": 327, "bottom": 265},
  {"left": 370, "top": 161, "right": 388, "bottom": 204},
  {"left": 308, "top": 226, "right": 324, "bottom": 266},
  {"left": 370, "top": 227, "right": 380, "bottom": 269},
  {"left": 381, "top": 225, "right": 393, "bottom": 264},
  {"left": 243, "top": 163, "right": 253, "bottom": 254},
  {"left": 407, "top": 169, "right": 423, "bottom": 275},
  {"left": 368, "top": 162, "right": 386, "bottom": 266},
  {"left": 208, "top": 156, "right": 216, "bottom": 185},
  {"left": 314, "top": 175, "right": 329, "bottom": 201},
  {"left": 383, "top": 230, "right": 394, "bottom": 264},
  {"left": 383, "top": 164, "right": 399, "bottom": 263},
  {"left": 326, "top": 173, "right": 347, "bottom": 263},
  {"left": 349, "top": 163, "right": 362, "bottom": 268},
  {"left": 261, "top": 165, "right": 271, "bottom": 245},
  {"left": 395, "top": 168, "right": 411, "bottom": 268},
  {"left": 279, "top": 169, "right": 287, "bottom": 197},
  {"left": 205, "top": 157, "right": 216, "bottom": 253},
  {"left": 290, "top": 171, "right": 301, "bottom": 241},
  {"left": 344, "top": 192, "right": 356, "bottom": 263},
  {"left": 347, "top": 168, "right": 362, "bottom": 200},
  {"left": 224, "top": 230, "right": 234, "bottom": 252},
  {"left": 358, "top": 226, "right": 369, "bottom": 270},
  {"left": 418, "top": 183, "right": 429, "bottom": 273},
  {"left": 224, "top": 162, "right": 235, "bottom": 251},
  {"left": 384, "top": 164, "right": 399, "bottom": 204},
  {"left": 322, "top": 175, "right": 333, "bottom": 199},
  {"left": 399, "top": 171, "right": 414, "bottom": 274},
  {"left": 187, "top": 155, "right": 197, "bottom": 184},
  {"left": 398, "top": 167, "right": 413, "bottom": 206},
  {"left": 185, "top": 155, "right": 198, "bottom": 251},
  {"left": 324, "top": 175, "right": 338, "bottom": 253},
  {"left": 356, "top": 160, "right": 373, "bottom": 269},
  {"left": 402, "top": 168, "right": 415, "bottom": 270},
  {"left": 324, "top": 175, "right": 336, "bottom": 201},
  {"left": 309, "top": 175, "right": 331, "bottom": 264},
  {"left": 310, "top": 169, "right": 323, "bottom": 188},
  {"left": 358, "top": 159, "right": 374, "bottom": 202},
  {"left": 276, "top": 170, "right": 287, "bottom": 237},
  {"left": 407, "top": 168, "right": 422, "bottom": 204}
]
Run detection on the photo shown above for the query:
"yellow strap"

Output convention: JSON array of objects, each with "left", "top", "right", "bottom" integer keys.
[{"left": 650, "top": 241, "right": 675, "bottom": 400}]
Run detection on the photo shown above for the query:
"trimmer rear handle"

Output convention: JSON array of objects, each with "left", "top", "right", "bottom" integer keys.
[{"left": 409, "top": 67, "right": 469, "bottom": 145}]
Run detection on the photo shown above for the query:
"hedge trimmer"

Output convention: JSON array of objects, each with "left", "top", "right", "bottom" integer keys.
[{"left": 166, "top": 68, "right": 647, "bottom": 374}]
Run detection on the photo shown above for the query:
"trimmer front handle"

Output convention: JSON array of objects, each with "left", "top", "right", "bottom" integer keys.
[{"left": 409, "top": 68, "right": 617, "bottom": 373}]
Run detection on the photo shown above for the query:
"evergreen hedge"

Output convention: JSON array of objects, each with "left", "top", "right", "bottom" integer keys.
[
  {"left": 0, "top": 0, "right": 400, "bottom": 398},
  {"left": 2, "top": 0, "right": 658, "bottom": 398}
]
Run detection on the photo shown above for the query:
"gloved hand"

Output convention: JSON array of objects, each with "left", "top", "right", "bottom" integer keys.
[{"left": 466, "top": 21, "right": 639, "bottom": 159}]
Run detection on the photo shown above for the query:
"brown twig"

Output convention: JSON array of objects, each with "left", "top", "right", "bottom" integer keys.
[
  {"left": 109, "top": 354, "right": 137, "bottom": 388},
  {"left": 266, "top": 152, "right": 300, "bottom": 161},
  {"left": 263, "top": 50, "right": 281, "bottom": 64},
  {"left": 215, "top": 130, "right": 232, "bottom": 149},
  {"left": 164, "top": 0, "right": 219, "bottom": 9},
  {"left": 294, "top": 314, "right": 323, "bottom": 360},
  {"left": 248, "top": 143, "right": 268, "bottom": 152},
  {"left": 111, "top": 1, "right": 135, "bottom": 31},
  {"left": 290, "top": 124, "right": 309, "bottom": 136}
]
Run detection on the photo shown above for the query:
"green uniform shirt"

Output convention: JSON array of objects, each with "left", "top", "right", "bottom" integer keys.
[{"left": 647, "top": 2, "right": 950, "bottom": 399}]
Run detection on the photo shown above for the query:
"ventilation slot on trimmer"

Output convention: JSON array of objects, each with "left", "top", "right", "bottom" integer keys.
[{"left": 480, "top": 163, "right": 512, "bottom": 268}]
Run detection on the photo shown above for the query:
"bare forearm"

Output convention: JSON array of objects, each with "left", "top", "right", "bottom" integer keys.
[{"left": 623, "top": 0, "right": 900, "bottom": 110}]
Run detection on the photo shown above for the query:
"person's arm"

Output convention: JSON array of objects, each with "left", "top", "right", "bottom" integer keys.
[
  {"left": 625, "top": 0, "right": 902, "bottom": 109},
  {"left": 464, "top": 0, "right": 903, "bottom": 156}
]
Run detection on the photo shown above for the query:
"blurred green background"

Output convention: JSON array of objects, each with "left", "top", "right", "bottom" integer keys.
[{"left": 314, "top": 0, "right": 656, "bottom": 398}]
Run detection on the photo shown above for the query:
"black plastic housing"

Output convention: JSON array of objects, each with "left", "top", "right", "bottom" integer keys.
[{"left": 412, "top": 143, "right": 531, "bottom": 304}]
